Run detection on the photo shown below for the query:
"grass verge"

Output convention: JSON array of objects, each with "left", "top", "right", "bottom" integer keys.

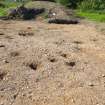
[{"left": 76, "top": 10, "right": 105, "bottom": 22}]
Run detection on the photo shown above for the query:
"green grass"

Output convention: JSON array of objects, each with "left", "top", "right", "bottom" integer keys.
[
  {"left": 76, "top": 10, "right": 105, "bottom": 22},
  {"left": 0, "top": 8, "right": 7, "bottom": 16},
  {"left": 0, "top": 1, "right": 21, "bottom": 16}
]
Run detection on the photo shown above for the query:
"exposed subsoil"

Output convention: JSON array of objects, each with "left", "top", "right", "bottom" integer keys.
[{"left": 0, "top": 20, "right": 105, "bottom": 105}]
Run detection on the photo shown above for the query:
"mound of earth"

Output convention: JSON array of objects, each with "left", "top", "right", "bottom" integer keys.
[
  {"left": 0, "top": 1, "right": 78, "bottom": 23},
  {"left": 7, "top": 5, "right": 45, "bottom": 20},
  {"left": 25, "top": 1, "right": 75, "bottom": 19}
]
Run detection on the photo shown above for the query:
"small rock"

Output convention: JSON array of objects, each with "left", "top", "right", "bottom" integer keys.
[
  {"left": 0, "top": 102, "right": 4, "bottom": 105},
  {"left": 71, "top": 98, "right": 75, "bottom": 103},
  {"left": 36, "top": 78, "right": 40, "bottom": 82},
  {"left": 102, "top": 74, "right": 105, "bottom": 77},
  {"left": 3, "top": 60, "right": 9, "bottom": 63},
  {"left": 0, "top": 32, "right": 4, "bottom": 35},
  {"left": 88, "top": 82, "right": 94, "bottom": 87},
  {"left": 0, "top": 45, "right": 5, "bottom": 48},
  {"left": 27, "top": 27, "right": 32, "bottom": 29}
]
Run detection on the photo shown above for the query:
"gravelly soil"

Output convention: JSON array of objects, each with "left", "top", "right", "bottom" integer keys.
[{"left": 0, "top": 20, "right": 105, "bottom": 105}]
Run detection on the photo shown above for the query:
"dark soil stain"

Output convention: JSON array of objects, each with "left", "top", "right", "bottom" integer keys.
[
  {"left": 48, "top": 57, "right": 57, "bottom": 63},
  {"left": 28, "top": 62, "right": 38, "bottom": 71},
  {"left": 73, "top": 41, "right": 83, "bottom": 44},
  {"left": 5, "top": 36, "right": 14, "bottom": 39},
  {"left": 60, "top": 53, "right": 67, "bottom": 58},
  {"left": 10, "top": 51, "right": 19, "bottom": 57},
  {"left": 18, "top": 30, "right": 34, "bottom": 36},
  {"left": 0, "top": 71, "right": 7, "bottom": 80},
  {"left": 0, "top": 45, "right": 5, "bottom": 48},
  {"left": 65, "top": 61, "right": 76, "bottom": 67},
  {"left": 0, "top": 32, "right": 4, "bottom": 35}
]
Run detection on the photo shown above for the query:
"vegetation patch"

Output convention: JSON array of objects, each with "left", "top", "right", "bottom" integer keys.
[
  {"left": 76, "top": 10, "right": 105, "bottom": 22},
  {"left": 0, "top": 1, "right": 20, "bottom": 16},
  {"left": 0, "top": 0, "right": 105, "bottom": 22}
]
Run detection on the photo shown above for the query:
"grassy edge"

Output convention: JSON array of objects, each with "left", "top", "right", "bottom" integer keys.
[
  {"left": 0, "top": 2, "right": 21, "bottom": 16},
  {"left": 76, "top": 10, "right": 105, "bottom": 22}
]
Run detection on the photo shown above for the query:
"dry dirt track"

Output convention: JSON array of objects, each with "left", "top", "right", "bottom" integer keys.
[{"left": 0, "top": 20, "right": 105, "bottom": 105}]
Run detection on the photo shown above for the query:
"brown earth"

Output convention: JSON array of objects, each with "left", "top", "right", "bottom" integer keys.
[{"left": 0, "top": 20, "right": 105, "bottom": 105}]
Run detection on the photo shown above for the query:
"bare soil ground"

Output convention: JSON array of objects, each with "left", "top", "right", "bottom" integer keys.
[{"left": 0, "top": 20, "right": 105, "bottom": 105}]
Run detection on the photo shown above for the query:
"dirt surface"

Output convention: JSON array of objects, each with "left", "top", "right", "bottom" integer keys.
[{"left": 0, "top": 20, "right": 105, "bottom": 105}]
